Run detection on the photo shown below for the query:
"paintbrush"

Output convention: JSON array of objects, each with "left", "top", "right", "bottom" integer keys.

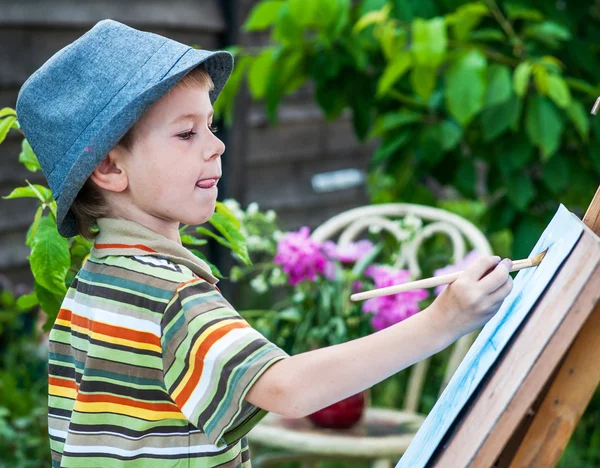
[{"left": 350, "top": 249, "right": 548, "bottom": 302}]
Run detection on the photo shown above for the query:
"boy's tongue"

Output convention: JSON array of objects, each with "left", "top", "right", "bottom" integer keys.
[{"left": 196, "top": 179, "right": 215, "bottom": 188}]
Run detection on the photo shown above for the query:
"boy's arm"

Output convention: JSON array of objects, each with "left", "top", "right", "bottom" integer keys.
[{"left": 246, "top": 303, "right": 458, "bottom": 419}]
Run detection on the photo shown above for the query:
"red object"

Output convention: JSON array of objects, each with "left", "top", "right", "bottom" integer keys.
[{"left": 307, "top": 390, "right": 367, "bottom": 429}]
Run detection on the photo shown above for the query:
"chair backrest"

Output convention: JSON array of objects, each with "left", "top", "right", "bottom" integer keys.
[{"left": 310, "top": 203, "right": 493, "bottom": 413}]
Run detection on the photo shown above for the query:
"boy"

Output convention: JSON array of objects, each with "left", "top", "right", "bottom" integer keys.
[{"left": 16, "top": 19, "right": 513, "bottom": 467}]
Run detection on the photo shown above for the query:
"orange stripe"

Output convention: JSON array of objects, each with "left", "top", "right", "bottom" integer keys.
[
  {"left": 77, "top": 393, "right": 179, "bottom": 412},
  {"left": 57, "top": 308, "right": 72, "bottom": 322},
  {"left": 175, "top": 321, "right": 248, "bottom": 407},
  {"left": 49, "top": 376, "right": 79, "bottom": 390},
  {"left": 71, "top": 313, "right": 160, "bottom": 347},
  {"left": 176, "top": 277, "right": 203, "bottom": 293},
  {"left": 94, "top": 243, "right": 157, "bottom": 253}
]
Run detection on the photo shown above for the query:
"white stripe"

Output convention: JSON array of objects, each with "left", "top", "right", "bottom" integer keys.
[
  {"left": 63, "top": 442, "right": 221, "bottom": 456},
  {"left": 48, "top": 427, "right": 68, "bottom": 440},
  {"left": 67, "top": 429, "right": 202, "bottom": 440},
  {"left": 182, "top": 327, "right": 259, "bottom": 416},
  {"left": 62, "top": 296, "right": 161, "bottom": 336},
  {"left": 133, "top": 255, "right": 179, "bottom": 271}
]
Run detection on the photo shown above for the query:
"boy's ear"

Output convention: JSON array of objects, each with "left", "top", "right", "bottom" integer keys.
[{"left": 90, "top": 149, "right": 128, "bottom": 193}]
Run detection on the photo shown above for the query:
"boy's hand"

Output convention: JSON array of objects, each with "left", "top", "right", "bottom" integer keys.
[{"left": 428, "top": 255, "right": 514, "bottom": 339}]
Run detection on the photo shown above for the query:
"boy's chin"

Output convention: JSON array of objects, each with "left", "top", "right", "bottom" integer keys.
[{"left": 179, "top": 209, "right": 215, "bottom": 226}]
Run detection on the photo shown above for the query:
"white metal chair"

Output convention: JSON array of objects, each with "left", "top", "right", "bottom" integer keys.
[{"left": 249, "top": 203, "right": 493, "bottom": 467}]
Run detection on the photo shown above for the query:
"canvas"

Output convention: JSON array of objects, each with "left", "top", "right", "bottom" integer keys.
[{"left": 396, "top": 204, "right": 584, "bottom": 468}]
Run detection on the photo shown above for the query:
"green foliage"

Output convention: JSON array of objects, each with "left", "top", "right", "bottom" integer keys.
[
  {"left": 216, "top": 0, "right": 600, "bottom": 263},
  {"left": 0, "top": 281, "right": 51, "bottom": 467}
]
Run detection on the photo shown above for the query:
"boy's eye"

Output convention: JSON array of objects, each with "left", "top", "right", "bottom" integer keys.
[{"left": 178, "top": 130, "right": 196, "bottom": 140}]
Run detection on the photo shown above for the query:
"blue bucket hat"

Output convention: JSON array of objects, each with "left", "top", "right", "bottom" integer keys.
[{"left": 16, "top": 19, "right": 233, "bottom": 238}]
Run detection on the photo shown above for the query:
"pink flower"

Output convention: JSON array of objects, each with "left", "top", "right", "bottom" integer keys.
[
  {"left": 433, "top": 250, "right": 482, "bottom": 296},
  {"left": 274, "top": 227, "right": 329, "bottom": 286},
  {"left": 323, "top": 240, "right": 375, "bottom": 263},
  {"left": 361, "top": 265, "right": 429, "bottom": 331}
]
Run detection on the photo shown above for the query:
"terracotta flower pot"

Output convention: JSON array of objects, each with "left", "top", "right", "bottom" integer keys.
[{"left": 307, "top": 389, "right": 369, "bottom": 429}]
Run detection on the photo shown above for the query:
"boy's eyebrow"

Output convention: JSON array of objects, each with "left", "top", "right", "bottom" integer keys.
[{"left": 170, "top": 110, "right": 214, "bottom": 125}]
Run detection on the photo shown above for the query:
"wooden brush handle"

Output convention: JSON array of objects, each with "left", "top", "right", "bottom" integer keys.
[{"left": 350, "top": 258, "right": 535, "bottom": 302}]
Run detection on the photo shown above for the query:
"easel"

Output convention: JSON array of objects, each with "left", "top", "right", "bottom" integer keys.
[
  {"left": 429, "top": 101, "right": 600, "bottom": 467},
  {"left": 419, "top": 99, "right": 600, "bottom": 468},
  {"left": 425, "top": 184, "right": 600, "bottom": 467}
]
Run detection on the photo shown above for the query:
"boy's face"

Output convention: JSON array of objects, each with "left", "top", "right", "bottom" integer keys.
[{"left": 120, "top": 84, "right": 224, "bottom": 228}]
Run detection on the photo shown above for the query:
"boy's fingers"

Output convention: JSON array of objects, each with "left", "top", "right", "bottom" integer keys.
[
  {"left": 479, "top": 258, "right": 513, "bottom": 293},
  {"left": 487, "top": 274, "right": 514, "bottom": 304},
  {"left": 461, "top": 255, "right": 501, "bottom": 282}
]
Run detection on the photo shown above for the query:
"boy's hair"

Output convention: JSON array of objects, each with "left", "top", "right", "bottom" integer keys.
[{"left": 71, "top": 64, "right": 215, "bottom": 239}]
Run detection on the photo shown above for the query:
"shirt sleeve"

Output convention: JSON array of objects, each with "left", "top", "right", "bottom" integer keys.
[{"left": 160, "top": 278, "right": 289, "bottom": 448}]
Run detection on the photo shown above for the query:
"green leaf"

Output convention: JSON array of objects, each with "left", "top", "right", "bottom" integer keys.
[
  {"left": 288, "top": 0, "right": 322, "bottom": 27},
  {"left": 565, "top": 100, "right": 589, "bottom": 142},
  {"left": 498, "top": 138, "right": 534, "bottom": 173},
  {"left": 504, "top": 3, "right": 543, "bottom": 21},
  {"left": 525, "top": 96, "right": 564, "bottom": 160},
  {"left": 439, "top": 120, "right": 462, "bottom": 150},
  {"left": 532, "top": 64, "right": 549, "bottom": 95},
  {"left": 468, "top": 28, "right": 505, "bottom": 42},
  {"left": 480, "top": 94, "right": 520, "bottom": 141},
  {"left": 29, "top": 216, "right": 70, "bottom": 295},
  {"left": 26, "top": 206, "right": 44, "bottom": 247},
  {"left": 248, "top": 48, "right": 276, "bottom": 99},
  {"left": 372, "top": 131, "right": 410, "bottom": 164},
  {"left": 37, "top": 282, "right": 63, "bottom": 331},
  {"left": 507, "top": 172, "right": 535, "bottom": 211},
  {"left": 0, "top": 115, "right": 16, "bottom": 144},
  {"left": 445, "top": 49, "right": 487, "bottom": 126},
  {"left": 411, "top": 17, "right": 447, "bottom": 68},
  {"left": 513, "top": 62, "right": 532, "bottom": 97},
  {"left": 180, "top": 234, "right": 208, "bottom": 246},
  {"left": 524, "top": 21, "right": 571, "bottom": 49},
  {"left": 0, "top": 107, "right": 16, "bottom": 118},
  {"left": 16, "top": 292, "right": 38, "bottom": 310},
  {"left": 209, "top": 213, "right": 251, "bottom": 266},
  {"left": 485, "top": 64, "right": 512, "bottom": 107},
  {"left": 546, "top": 74, "right": 571, "bottom": 109},
  {"left": 215, "top": 201, "right": 242, "bottom": 229},
  {"left": 353, "top": 3, "right": 391, "bottom": 33},
  {"left": 243, "top": 1, "right": 285, "bottom": 31},
  {"left": 378, "top": 22, "right": 406, "bottom": 61},
  {"left": 18, "top": 139, "right": 41, "bottom": 172},
  {"left": 272, "top": 3, "right": 302, "bottom": 45},
  {"left": 410, "top": 65, "right": 437, "bottom": 102},
  {"left": 371, "top": 110, "right": 422, "bottom": 136},
  {"left": 542, "top": 154, "right": 569, "bottom": 194},
  {"left": 2, "top": 184, "right": 52, "bottom": 201},
  {"left": 445, "top": 2, "right": 488, "bottom": 41},
  {"left": 376, "top": 52, "right": 412, "bottom": 97}
]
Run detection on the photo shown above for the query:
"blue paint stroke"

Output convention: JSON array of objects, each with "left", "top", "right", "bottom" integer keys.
[{"left": 396, "top": 204, "right": 583, "bottom": 468}]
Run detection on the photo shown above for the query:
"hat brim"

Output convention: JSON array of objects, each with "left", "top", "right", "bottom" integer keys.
[{"left": 55, "top": 48, "right": 233, "bottom": 238}]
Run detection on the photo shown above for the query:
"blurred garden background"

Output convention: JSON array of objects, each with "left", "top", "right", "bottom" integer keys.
[{"left": 1, "top": 0, "right": 600, "bottom": 466}]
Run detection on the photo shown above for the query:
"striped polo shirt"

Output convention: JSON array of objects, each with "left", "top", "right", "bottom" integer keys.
[{"left": 48, "top": 217, "right": 289, "bottom": 467}]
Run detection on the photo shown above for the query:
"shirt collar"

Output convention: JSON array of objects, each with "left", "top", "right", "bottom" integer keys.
[{"left": 91, "top": 217, "right": 219, "bottom": 284}]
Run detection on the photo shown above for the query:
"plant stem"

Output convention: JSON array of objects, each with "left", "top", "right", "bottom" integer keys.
[
  {"left": 484, "top": 0, "right": 524, "bottom": 57},
  {"left": 388, "top": 90, "right": 428, "bottom": 109}
]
